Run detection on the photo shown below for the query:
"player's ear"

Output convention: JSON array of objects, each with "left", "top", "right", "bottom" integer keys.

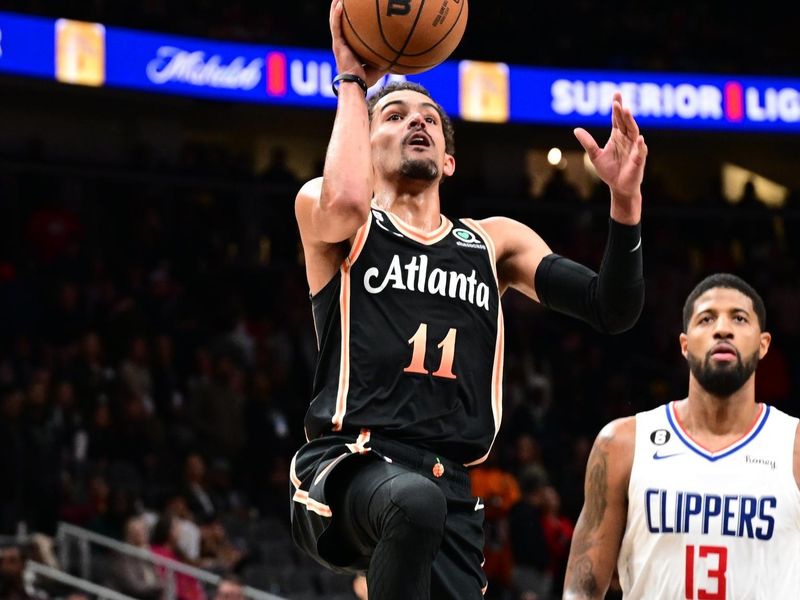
[
  {"left": 679, "top": 332, "right": 688, "bottom": 359},
  {"left": 759, "top": 331, "right": 771, "bottom": 359},
  {"left": 443, "top": 154, "right": 455, "bottom": 178}
]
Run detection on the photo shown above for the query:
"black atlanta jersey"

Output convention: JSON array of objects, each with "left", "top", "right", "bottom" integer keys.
[{"left": 305, "top": 207, "right": 504, "bottom": 465}]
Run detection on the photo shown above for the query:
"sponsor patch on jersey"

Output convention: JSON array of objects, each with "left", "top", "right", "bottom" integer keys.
[
  {"left": 452, "top": 228, "right": 486, "bottom": 250},
  {"left": 650, "top": 429, "right": 671, "bottom": 445}
]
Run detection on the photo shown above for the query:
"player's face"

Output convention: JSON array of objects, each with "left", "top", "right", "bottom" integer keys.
[
  {"left": 370, "top": 90, "right": 455, "bottom": 183},
  {"left": 680, "top": 287, "right": 771, "bottom": 396}
]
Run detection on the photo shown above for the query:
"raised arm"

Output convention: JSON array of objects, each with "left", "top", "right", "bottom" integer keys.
[
  {"left": 478, "top": 92, "right": 646, "bottom": 333},
  {"left": 295, "top": 1, "right": 388, "bottom": 292},
  {"left": 297, "top": 0, "right": 387, "bottom": 244},
  {"left": 563, "top": 417, "right": 635, "bottom": 600}
]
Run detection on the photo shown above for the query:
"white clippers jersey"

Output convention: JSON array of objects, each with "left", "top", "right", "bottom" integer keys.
[{"left": 618, "top": 402, "right": 800, "bottom": 600}]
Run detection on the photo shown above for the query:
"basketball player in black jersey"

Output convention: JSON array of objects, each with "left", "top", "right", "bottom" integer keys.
[{"left": 289, "top": 2, "right": 648, "bottom": 598}]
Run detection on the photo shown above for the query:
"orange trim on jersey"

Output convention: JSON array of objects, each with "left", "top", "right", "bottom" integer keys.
[
  {"left": 346, "top": 428, "right": 372, "bottom": 454},
  {"left": 289, "top": 452, "right": 303, "bottom": 489},
  {"left": 672, "top": 401, "right": 765, "bottom": 453},
  {"left": 385, "top": 211, "right": 453, "bottom": 245},
  {"left": 462, "top": 219, "right": 498, "bottom": 280},
  {"left": 331, "top": 264, "right": 352, "bottom": 431},
  {"left": 346, "top": 215, "right": 372, "bottom": 267},
  {"left": 313, "top": 452, "right": 352, "bottom": 486},
  {"left": 290, "top": 452, "right": 335, "bottom": 518},
  {"left": 292, "top": 490, "right": 333, "bottom": 518},
  {"left": 461, "top": 219, "right": 504, "bottom": 467},
  {"left": 465, "top": 298, "right": 505, "bottom": 467}
]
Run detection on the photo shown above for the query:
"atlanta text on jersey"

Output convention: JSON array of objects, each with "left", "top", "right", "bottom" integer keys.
[{"left": 363, "top": 254, "right": 492, "bottom": 311}]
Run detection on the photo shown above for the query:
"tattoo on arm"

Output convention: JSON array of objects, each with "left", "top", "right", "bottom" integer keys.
[{"left": 564, "top": 438, "right": 611, "bottom": 599}]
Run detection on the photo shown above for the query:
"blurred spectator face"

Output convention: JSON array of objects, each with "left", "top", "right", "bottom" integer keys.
[
  {"left": 66, "top": 594, "right": 90, "bottom": 600},
  {"left": 93, "top": 403, "right": 111, "bottom": 428},
  {"left": 0, "top": 547, "right": 24, "bottom": 579},
  {"left": 214, "top": 580, "right": 245, "bottom": 600},
  {"left": 2, "top": 389, "right": 24, "bottom": 420},
  {"left": 59, "top": 281, "right": 79, "bottom": 311},
  {"left": 130, "top": 336, "right": 149, "bottom": 364},
  {"left": 83, "top": 332, "right": 102, "bottom": 362},
  {"left": 125, "top": 517, "right": 149, "bottom": 547},
  {"left": 165, "top": 495, "right": 192, "bottom": 520},
  {"left": 27, "top": 379, "right": 49, "bottom": 408},
  {"left": 123, "top": 395, "right": 147, "bottom": 421},
  {"left": 55, "top": 381, "right": 75, "bottom": 409},
  {"left": 541, "top": 486, "right": 561, "bottom": 515},
  {"left": 186, "top": 454, "right": 206, "bottom": 483},
  {"left": 515, "top": 434, "right": 542, "bottom": 465},
  {"left": 155, "top": 334, "right": 174, "bottom": 365},
  {"left": 89, "top": 475, "right": 110, "bottom": 504}
]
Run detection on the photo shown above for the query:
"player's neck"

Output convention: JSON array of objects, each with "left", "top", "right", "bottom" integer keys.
[
  {"left": 373, "top": 185, "right": 443, "bottom": 231},
  {"left": 680, "top": 377, "right": 760, "bottom": 442}
]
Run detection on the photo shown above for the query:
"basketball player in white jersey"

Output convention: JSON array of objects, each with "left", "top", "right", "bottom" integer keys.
[{"left": 563, "top": 273, "right": 800, "bottom": 599}]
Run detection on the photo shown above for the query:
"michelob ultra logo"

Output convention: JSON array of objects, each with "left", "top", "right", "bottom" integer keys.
[{"left": 265, "top": 51, "right": 407, "bottom": 98}]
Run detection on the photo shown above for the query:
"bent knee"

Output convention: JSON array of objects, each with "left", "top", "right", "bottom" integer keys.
[{"left": 387, "top": 473, "right": 447, "bottom": 533}]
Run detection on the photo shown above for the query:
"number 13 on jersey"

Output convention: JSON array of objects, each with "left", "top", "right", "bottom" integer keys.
[
  {"left": 404, "top": 323, "right": 458, "bottom": 379},
  {"left": 686, "top": 544, "right": 727, "bottom": 599}
]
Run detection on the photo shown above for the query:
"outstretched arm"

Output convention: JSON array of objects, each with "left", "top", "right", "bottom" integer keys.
[
  {"left": 480, "top": 92, "right": 646, "bottom": 333},
  {"left": 563, "top": 418, "right": 634, "bottom": 600}
]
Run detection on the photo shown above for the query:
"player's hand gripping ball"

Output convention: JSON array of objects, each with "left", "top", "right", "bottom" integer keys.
[{"left": 341, "top": 0, "right": 468, "bottom": 75}]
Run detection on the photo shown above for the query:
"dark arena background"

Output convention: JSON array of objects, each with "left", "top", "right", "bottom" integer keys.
[{"left": 0, "top": 2, "right": 797, "bottom": 599}]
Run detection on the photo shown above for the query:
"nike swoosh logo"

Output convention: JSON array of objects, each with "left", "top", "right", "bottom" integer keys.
[
  {"left": 652, "top": 451, "right": 683, "bottom": 460},
  {"left": 630, "top": 238, "right": 642, "bottom": 252},
  {"left": 474, "top": 498, "right": 485, "bottom": 511}
]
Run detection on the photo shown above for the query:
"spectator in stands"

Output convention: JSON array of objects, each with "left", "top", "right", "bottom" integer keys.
[
  {"left": 261, "top": 146, "right": 299, "bottom": 188},
  {"left": 150, "top": 512, "right": 207, "bottom": 600},
  {"left": 198, "top": 515, "right": 246, "bottom": 574},
  {"left": 539, "top": 486, "right": 574, "bottom": 599},
  {"left": 109, "top": 516, "right": 163, "bottom": 599},
  {"left": 470, "top": 451, "right": 522, "bottom": 594},
  {"left": 182, "top": 453, "right": 217, "bottom": 522},
  {"left": 213, "top": 575, "right": 245, "bottom": 600},
  {"left": 508, "top": 466, "right": 551, "bottom": 600},
  {"left": 0, "top": 545, "right": 31, "bottom": 599}
]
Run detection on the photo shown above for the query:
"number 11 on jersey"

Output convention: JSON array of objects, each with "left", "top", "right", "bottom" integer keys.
[
  {"left": 685, "top": 544, "right": 727, "bottom": 599},
  {"left": 404, "top": 323, "right": 458, "bottom": 379}
]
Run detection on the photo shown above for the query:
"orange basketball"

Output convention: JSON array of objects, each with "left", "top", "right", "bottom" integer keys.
[{"left": 341, "top": 0, "right": 468, "bottom": 75}]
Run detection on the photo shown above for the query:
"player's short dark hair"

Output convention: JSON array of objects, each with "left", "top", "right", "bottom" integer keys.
[
  {"left": 367, "top": 81, "right": 456, "bottom": 156},
  {"left": 682, "top": 273, "right": 766, "bottom": 331}
]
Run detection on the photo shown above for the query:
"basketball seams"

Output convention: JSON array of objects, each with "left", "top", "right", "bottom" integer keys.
[
  {"left": 343, "top": 5, "right": 394, "bottom": 63},
  {"left": 384, "top": 0, "right": 426, "bottom": 73},
  {"left": 342, "top": 1, "right": 395, "bottom": 67},
  {"left": 400, "top": 0, "right": 466, "bottom": 56},
  {"left": 343, "top": 0, "right": 467, "bottom": 74}
]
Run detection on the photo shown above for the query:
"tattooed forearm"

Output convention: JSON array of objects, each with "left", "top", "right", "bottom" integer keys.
[
  {"left": 563, "top": 437, "right": 613, "bottom": 599},
  {"left": 573, "top": 556, "right": 598, "bottom": 596},
  {"left": 583, "top": 440, "right": 609, "bottom": 530},
  {"left": 564, "top": 517, "right": 601, "bottom": 598}
]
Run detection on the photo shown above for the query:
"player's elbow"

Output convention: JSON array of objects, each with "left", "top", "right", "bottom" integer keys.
[
  {"left": 320, "top": 189, "right": 371, "bottom": 224},
  {"left": 597, "top": 280, "right": 644, "bottom": 334}
]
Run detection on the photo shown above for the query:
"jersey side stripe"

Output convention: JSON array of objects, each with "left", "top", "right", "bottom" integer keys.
[
  {"left": 346, "top": 215, "right": 373, "bottom": 267},
  {"left": 331, "top": 263, "right": 352, "bottom": 431},
  {"left": 462, "top": 219, "right": 504, "bottom": 467}
]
